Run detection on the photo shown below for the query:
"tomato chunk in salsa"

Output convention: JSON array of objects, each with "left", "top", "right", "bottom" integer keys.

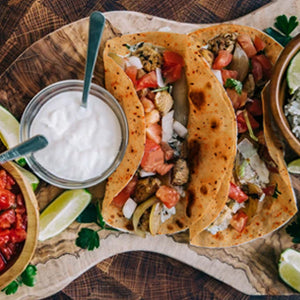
[{"left": 0, "top": 168, "right": 27, "bottom": 273}]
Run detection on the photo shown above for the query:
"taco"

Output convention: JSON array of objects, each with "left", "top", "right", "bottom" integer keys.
[
  {"left": 188, "top": 24, "right": 298, "bottom": 247},
  {"left": 101, "top": 32, "right": 237, "bottom": 236}
]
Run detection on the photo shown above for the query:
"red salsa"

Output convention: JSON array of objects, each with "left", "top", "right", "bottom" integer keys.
[{"left": 0, "top": 168, "right": 27, "bottom": 273}]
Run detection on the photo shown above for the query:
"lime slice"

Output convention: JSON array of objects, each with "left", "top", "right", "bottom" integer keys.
[
  {"left": 287, "top": 158, "right": 300, "bottom": 174},
  {"left": 0, "top": 104, "right": 25, "bottom": 166},
  {"left": 287, "top": 51, "right": 300, "bottom": 94},
  {"left": 279, "top": 248, "right": 300, "bottom": 292},
  {"left": 39, "top": 189, "right": 92, "bottom": 241},
  {"left": 12, "top": 162, "right": 39, "bottom": 191}
]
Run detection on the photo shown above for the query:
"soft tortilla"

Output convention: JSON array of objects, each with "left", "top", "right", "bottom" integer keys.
[
  {"left": 101, "top": 32, "right": 237, "bottom": 234},
  {"left": 188, "top": 24, "right": 297, "bottom": 247}
]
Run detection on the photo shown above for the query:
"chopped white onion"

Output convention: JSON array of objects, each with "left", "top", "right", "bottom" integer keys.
[
  {"left": 212, "top": 69, "right": 223, "bottom": 85},
  {"left": 122, "top": 197, "right": 137, "bottom": 219},
  {"left": 161, "top": 204, "right": 176, "bottom": 223},
  {"left": 156, "top": 68, "right": 165, "bottom": 87},
  {"left": 139, "top": 169, "right": 156, "bottom": 178},
  {"left": 162, "top": 110, "right": 174, "bottom": 142},
  {"left": 125, "top": 56, "right": 143, "bottom": 69},
  {"left": 173, "top": 120, "right": 188, "bottom": 138},
  {"left": 202, "top": 44, "right": 209, "bottom": 49}
]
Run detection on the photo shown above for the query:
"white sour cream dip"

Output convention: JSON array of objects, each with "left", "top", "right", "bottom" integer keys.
[{"left": 30, "top": 91, "right": 122, "bottom": 181}]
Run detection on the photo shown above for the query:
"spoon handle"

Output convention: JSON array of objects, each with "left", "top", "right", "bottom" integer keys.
[
  {"left": 0, "top": 135, "right": 48, "bottom": 163},
  {"left": 81, "top": 12, "right": 106, "bottom": 108}
]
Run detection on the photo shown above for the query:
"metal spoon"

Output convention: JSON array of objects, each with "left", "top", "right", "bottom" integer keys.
[
  {"left": 0, "top": 135, "right": 48, "bottom": 163},
  {"left": 81, "top": 11, "right": 106, "bottom": 108}
]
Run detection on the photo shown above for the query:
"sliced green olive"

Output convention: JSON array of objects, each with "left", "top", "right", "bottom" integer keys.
[
  {"left": 132, "top": 196, "right": 158, "bottom": 238},
  {"left": 149, "top": 202, "right": 163, "bottom": 236}
]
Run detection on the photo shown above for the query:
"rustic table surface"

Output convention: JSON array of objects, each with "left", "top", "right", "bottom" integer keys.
[{"left": 0, "top": 0, "right": 299, "bottom": 299}]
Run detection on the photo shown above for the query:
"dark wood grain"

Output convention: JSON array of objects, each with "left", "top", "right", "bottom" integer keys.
[{"left": 2, "top": 1, "right": 299, "bottom": 300}]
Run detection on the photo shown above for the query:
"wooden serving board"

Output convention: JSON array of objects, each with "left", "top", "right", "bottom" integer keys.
[{"left": 0, "top": 0, "right": 300, "bottom": 298}]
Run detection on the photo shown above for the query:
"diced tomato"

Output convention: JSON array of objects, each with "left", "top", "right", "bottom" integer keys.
[
  {"left": 0, "top": 170, "right": 15, "bottom": 190},
  {"left": 237, "top": 34, "right": 257, "bottom": 58},
  {"left": 252, "top": 55, "right": 272, "bottom": 79},
  {"left": 0, "top": 188, "right": 16, "bottom": 210},
  {"left": 156, "top": 185, "right": 180, "bottom": 209},
  {"left": 246, "top": 99, "right": 263, "bottom": 116},
  {"left": 141, "top": 146, "right": 165, "bottom": 173},
  {"left": 251, "top": 57, "right": 263, "bottom": 83},
  {"left": 145, "top": 109, "right": 160, "bottom": 126},
  {"left": 0, "top": 254, "right": 5, "bottom": 272},
  {"left": 112, "top": 176, "right": 138, "bottom": 208},
  {"left": 161, "top": 142, "right": 174, "bottom": 161},
  {"left": 0, "top": 230, "right": 10, "bottom": 247},
  {"left": 230, "top": 211, "right": 248, "bottom": 232},
  {"left": 125, "top": 66, "right": 138, "bottom": 86},
  {"left": 144, "top": 138, "right": 161, "bottom": 154},
  {"left": 146, "top": 123, "right": 162, "bottom": 144},
  {"left": 226, "top": 88, "right": 248, "bottom": 110},
  {"left": 9, "top": 228, "right": 27, "bottom": 243},
  {"left": 135, "top": 71, "right": 158, "bottom": 91},
  {"left": 163, "top": 51, "right": 184, "bottom": 67},
  {"left": 228, "top": 182, "right": 248, "bottom": 203},
  {"left": 212, "top": 50, "right": 232, "bottom": 70},
  {"left": 155, "top": 163, "right": 174, "bottom": 176},
  {"left": 15, "top": 212, "right": 26, "bottom": 230},
  {"left": 254, "top": 36, "right": 266, "bottom": 52},
  {"left": 0, "top": 209, "right": 16, "bottom": 229},
  {"left": 1, "top": 242, "right": 16, "bottom": 261},
  {"left": 141, "top": 97, "right": 155, "bottom": 113},
  {"left": 237, "top": 110, "right": 259, "bottom": 133},
  {"left": 163, "top": 64, "right": 182, "bottom": 84},
  {"left": 221, "top": 69, "right": 238, "bottom": 84},
  {"left": 16, "top": 194, "right": 25, "bottom": 207}
]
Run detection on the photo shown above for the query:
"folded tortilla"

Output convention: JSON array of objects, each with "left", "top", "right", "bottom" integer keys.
[
  {"left": 101, "top": 32, "right": 237, "bottom": 235},
  {"left": 188, "top": 24, "right": 298, "bottom": 247}
]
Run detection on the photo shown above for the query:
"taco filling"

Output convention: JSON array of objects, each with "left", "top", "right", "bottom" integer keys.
[{"left": 109, "top": 43, "right": 190, "bottom": 236}]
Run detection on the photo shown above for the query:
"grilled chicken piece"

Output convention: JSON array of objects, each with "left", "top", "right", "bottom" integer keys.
[
  {"left": 154, "top": 91, "right": 174, "bottom": 115},
  {"left": 172, "top": 159, "right": 189, "bottom": 186},
  {"left": 133, "top": 45, "right": 163, "bottom": 72},
  {"left": 134, "top": 177, "right": 162, "bottom": 203},
  {"left": 200, "top": 49, "right": 214, "bottom": 67},
  {"left": 208, "top": 32, "right": 238, "bottom": 55}
]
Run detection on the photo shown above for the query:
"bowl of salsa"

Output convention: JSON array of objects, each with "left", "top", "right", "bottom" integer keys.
[{"left": 0, "top": 162, "right": 38, "bottom": 290}]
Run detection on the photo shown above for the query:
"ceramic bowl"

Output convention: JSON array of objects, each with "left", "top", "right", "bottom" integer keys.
[
  {"left": 270, "top": 34, "right": 300, "bottom": 155},
  {"left": 0, "top": 162, "right": 39, "bottom": 290}
]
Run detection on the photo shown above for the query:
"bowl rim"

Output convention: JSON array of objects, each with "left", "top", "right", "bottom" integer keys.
[
  {"left": 0, "top": 162, "right": 39, "bottom": 290},
  {"left": 20, "top": 79, "right": 129, "bottom": 189},
  {"left": 270, "top": 33, "right": 300, "bottom": 156}
]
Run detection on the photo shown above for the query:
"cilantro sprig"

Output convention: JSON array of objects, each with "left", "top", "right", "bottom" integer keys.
[
  {"left": 75, "top": 202, "right": 117, "bottom": 251},
  {"left": 265, "top": 15, "right": 299, "bottom": 46},
  {"left": 224, "top": 78, "right": 243, "bottom": 95},
  {"left": 286, "top": 215, "right": 300, "bottom": 243},
  {"left": 1, "top": 264, "right": 37, "bottom": 295}
]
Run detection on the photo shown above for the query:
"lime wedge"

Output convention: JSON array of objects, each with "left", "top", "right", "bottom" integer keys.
[
  {"left": 39, "top": 189, "right": 92, "bottom": 241},
  {"left": 0, "top": 104, "right": 25, "bottom": 166},
  {"left": 287, "top": 51, "right": 300, "bottom": 94},
  {"left": 279, "top": 248, "right": 300, "bottom": 292},
  {"left": 12, "top": 162, "right": 39, "bottom": 191},
  {"left": 287, "top": 158, "right": 300, "bottom": 174}
]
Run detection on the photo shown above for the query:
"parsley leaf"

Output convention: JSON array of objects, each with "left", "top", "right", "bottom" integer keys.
[
  {"left": 264, "top": 15, "right": 299, "bottom": 46},
  {"left": 275, "top": 15, "right": 299, "bottom": 36},
  {"left": 76, "top": 228, "right": 100, "bottom": 251},
  {"left": 1, "top": 264, "right": 37, "bottom": 295},
  {"left": 286, "top": 215, "right": 300, "bottom": 243},
  {"left": 224, "top": 78, "right": 243, "bottom": 95}
]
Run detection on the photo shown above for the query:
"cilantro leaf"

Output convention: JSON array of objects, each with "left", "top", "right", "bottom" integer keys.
[
  {"left": 286, "top": 215, "right": 300, "bottom": 243},
  {"left": 264, "top": 28, "right": 291, "bottom": 46},
  {"left": 224, "top": 78, "right": 243, "bottom": 95},
  {"left": 272, "top": 183, "right": 281, "bottom": 199},
  {"left": 21, "top": 265, "right": 37, "bottom": 287},
  {"left": 275, "top": 15, "right": 299, "bottom": 36},
  {"left": 76, "top": 228, "right": 100, "bottom": 251},
  {"left": 76, "top": 203, "right": 98, "bottom": 223},
  {"left": 1, "top": 281, "right": 19, "bottom": 295}
]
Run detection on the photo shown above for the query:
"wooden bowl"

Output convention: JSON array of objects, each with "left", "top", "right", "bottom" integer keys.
[
  {"left": 0, "top": 162, "right": 39, "bottom": 290},
  {"left": 270, "top": 34, "right": 300, "bottom": 156}
]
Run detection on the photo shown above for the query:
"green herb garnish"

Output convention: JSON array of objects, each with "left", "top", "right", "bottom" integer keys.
[
  {"left": 75, "top": 201, "right": 117, "bottom": 251},
  {"left": 1, "top": 264, "right": 37, "bottom": 295},
  {"left": 264, "top": 15, "right": 299, "bottom": 46},
  {"left": 243, "top": 110, "right": 258, "bottom": 142},
  {"left": 224, "top": 78, "right": 243, "bottom": 95},
  {"left": 272, "top": 183, "right": 282, "bottom": 199},
  {"left": 286, "top": 215, "right": 300, "bottom": 243},
  {"left": 152, "top": 86, "right": 170, "bottom": 93}
]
